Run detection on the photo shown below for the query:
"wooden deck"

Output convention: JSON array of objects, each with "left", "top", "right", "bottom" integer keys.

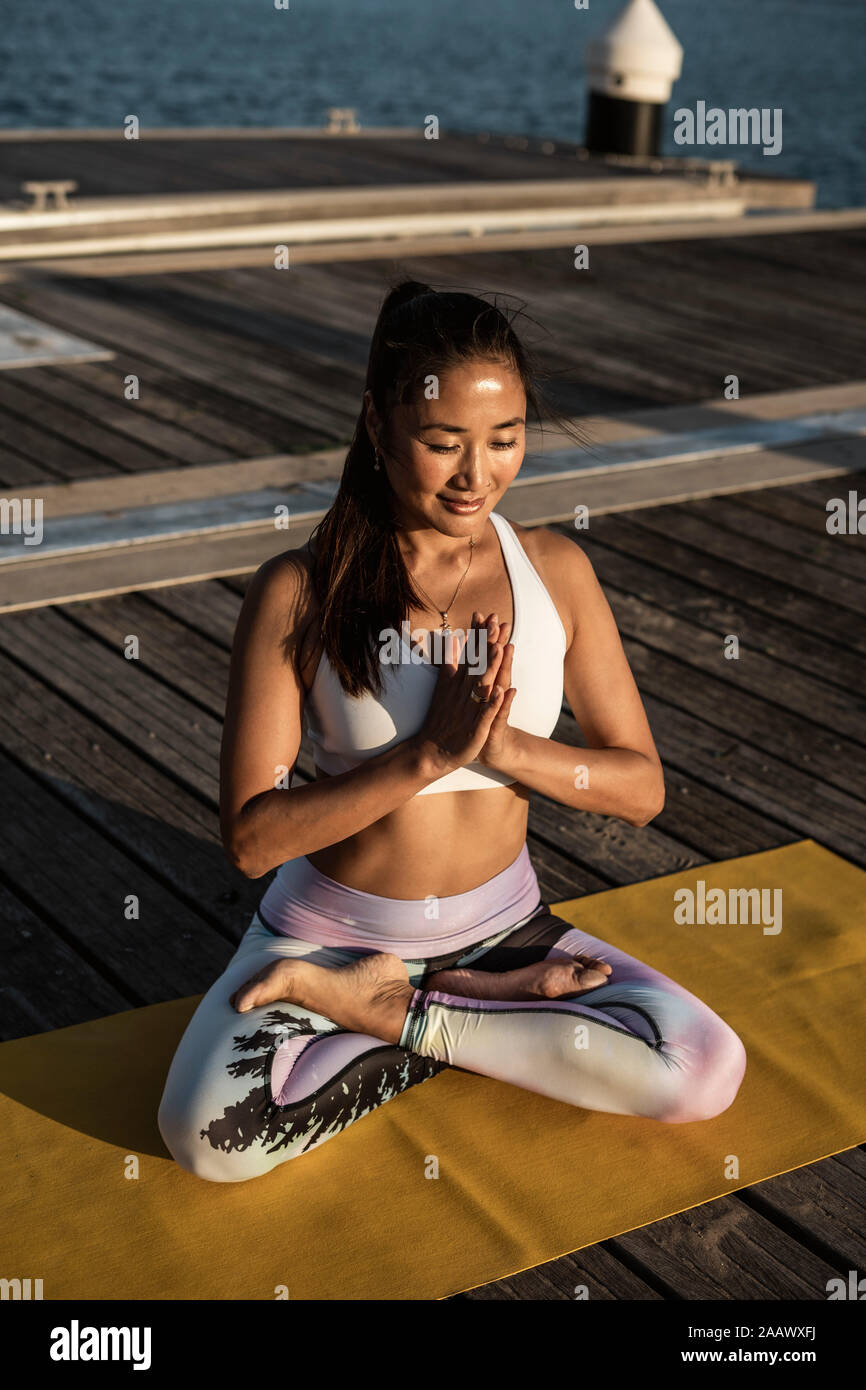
[
  {"left": 2, "top": 475, "right": 864, "bottom": 1299},
  {"left": 1, "top": 127, "right": 864, "bottom": 1299},
  {"left": 1, "top": 223, "right": 866, "bottom": 492},
  {"left": 0, "top": 128, "right": 810, "bottom": 202},
  {"left": 0, "top": 129, "right": 621, "bottom": 199}
]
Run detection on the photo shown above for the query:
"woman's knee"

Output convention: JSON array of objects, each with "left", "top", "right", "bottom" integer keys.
[
  {"left": 157, "top": 1081, "right": 293, "bottom": 1184},
  {"left": 158, "top": 1100, "right": 288, "bottom": 1183},
  {"left": 658, "top": 1015, "right": 747, "bottom": 1124}
]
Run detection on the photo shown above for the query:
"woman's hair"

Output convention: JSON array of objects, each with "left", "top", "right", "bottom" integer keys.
[{"left": 308, "top": 278, "right": 587, "bottom": 697}]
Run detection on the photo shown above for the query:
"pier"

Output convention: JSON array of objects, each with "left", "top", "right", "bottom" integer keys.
[{"left": 1, "top": 123, "right": 864, "bottom": 1300}]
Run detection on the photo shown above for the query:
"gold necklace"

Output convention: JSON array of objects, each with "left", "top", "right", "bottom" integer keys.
[{"left": 410, "top": 535, "right": 476, "bottom": 632}]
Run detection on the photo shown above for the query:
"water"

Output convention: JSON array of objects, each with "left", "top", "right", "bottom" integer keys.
[{"left": 1, "top": 0, "right": 863, "bottom": 207}]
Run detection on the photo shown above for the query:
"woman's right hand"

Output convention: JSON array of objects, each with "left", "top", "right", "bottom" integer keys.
[{"left": 410, "top": 612, "right": 512, "bottom": 778}]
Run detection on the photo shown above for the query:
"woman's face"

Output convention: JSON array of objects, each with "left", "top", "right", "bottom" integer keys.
[{"left": 366, "top": 359, "right": 526, "bottom": 537}]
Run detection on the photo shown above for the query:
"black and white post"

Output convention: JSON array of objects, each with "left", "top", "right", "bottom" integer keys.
[{"left": 584, "top": 0, "right": 683, "bottom": 158}]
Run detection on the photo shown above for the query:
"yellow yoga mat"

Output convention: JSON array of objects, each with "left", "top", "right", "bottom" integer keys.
[{"left": 2, "top": 840, "right": 865, "bottom": 1301}]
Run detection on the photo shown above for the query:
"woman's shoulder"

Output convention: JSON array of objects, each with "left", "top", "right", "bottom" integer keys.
[
  {"left": 248, "top": 542, "right": 316, "bottom": 604},
  {"left": 504, "top": 517, "right": 595, "bottom": 583},
  {"left": 502, "top": 518, "right": 598, "bottom": 644},
  {"left": 240, "top": 542, "right": 320, "bottom": 644}
]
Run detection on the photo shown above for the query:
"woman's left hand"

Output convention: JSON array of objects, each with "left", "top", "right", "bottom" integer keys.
[{"left": 476, "top": 632, "right": 519, "bottom": 769}]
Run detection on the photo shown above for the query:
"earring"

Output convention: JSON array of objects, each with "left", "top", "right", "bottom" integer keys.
[{"left": 373, "top": 449, "right": 382, "bottom": 471}]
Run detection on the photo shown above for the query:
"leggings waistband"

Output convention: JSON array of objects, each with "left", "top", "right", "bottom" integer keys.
[{"left": 256, "top": 843, "right": 541, "bottom": 957}]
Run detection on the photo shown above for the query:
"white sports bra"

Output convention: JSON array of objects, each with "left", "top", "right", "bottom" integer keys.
[{"left": 304, "top": 511, "right": 568, "bottom": 793}]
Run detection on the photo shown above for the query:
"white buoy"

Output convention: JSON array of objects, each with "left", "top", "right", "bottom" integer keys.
[{"left": 584, "top": 0, "right": 683, "bottom": 157}]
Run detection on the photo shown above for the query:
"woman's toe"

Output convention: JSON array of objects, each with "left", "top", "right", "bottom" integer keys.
[{"left": 578, "top": 967, "right": 607, "bottom": 987}]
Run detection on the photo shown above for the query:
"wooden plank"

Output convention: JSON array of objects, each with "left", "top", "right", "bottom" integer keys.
[
  {"left": 0, "top": 176, "right": 757, "bottom": 239},
  {"left": 66, "top": 590, "right": 234, "bottom": 711},
  {"left": 0, "top": 523, "right": 308, "bottom": 613},
  {"left": 501, "top": 435, "right": 866, "bottom": 525},
  {"left": 579, "top": 379, "right": 866, "bottom": 436},
  {"left": 0, "top": 127, "right": 805, "bottom": 201},
  {"left": 0, "top": 370, "right": 179, "bottom": 472},
  {"left": 616, "top": 626, "right": 866, "bottom": 801},
  {"left": 49, "top": 358, "right": 290, "bottom": 460},
  {"left": 784, "top": 475, "right": 866, "bottom": 508},
  {"left": 512, "top": 408, "right": 866, "bottom": 482},
  {"left": 18, "top": 208, "right": 866, "bottom": 279},
  {"left": 610, "top": 1195, "right": 844, "bottom": 1299},
  {"left": 6, "top": 364, "right": 226, "bottom": 466},
  {"left": 642, "top": 764, "right": 798, "bottom": 863},
  {"left": 577, "top": 520, "right": 866, "bottom": 697},
  {"left": 633, "top": 690, "right": 866, "bottom": 866},
  {"left": 144, "top": 575, "right": 244, "bottom": 648},
  {"left": 586, "top": 499, "right": 866, "bottom": 658},
  {"left": 0, "top": 132, "right": 435, "bottom": 201},
  {"left": 627, "top": 495, "right": 866, "bottom": 621},
  {"left": 0, "top": 488, "right": 301, "bottom": 564},
  {"left": 0, "top": 644, "right": 261, "bottom": 941},
  {"left": 0, "top": 751, "right": 233, "bottom": 1002},
  {"left": 531, "top": 731, "right": 794, "bottom": 880},
  {"left": 1, "top": 880, "right": 130, "bottom": 1041},
  {"left": 0, "top": 197, "right": 751, "bottom": 263},
  {"left": 527, "top": 779, "right": 699, "bottom": 887},
  {"left": 0, "top": 605, "right": 223, "bottom": 802},
  {"left": 7, "top": 407, "right": 864, "bottom": 559},
  {"left": 557, "top": 696, "right": 855, "bottom": 867},
  {"left": 602, "top": 587, "right": 866, "bottom": 749},
  {"left": 740, "top": 1149, "right": 866, "bottom": 1273},
  {"left": 463, "top": 1244, "right": 664, "bottom": 1300},
  {"left": 0, "top": 445, "right": 50, "bottom": 488},
  {"left": 0, "top": 129, "right": 810, "bottom": 214},
  {"left": 680, "top": 493, "right": 866, "bottom": 584},
  {"left": 0, "top": 379, "right": 124, "bottom": 480},
  {"left": 733, "top": 483, "right": 866, "bottom": 566},
  {"left": 525, "top": 838, "right": 610, "bottom": 903}
]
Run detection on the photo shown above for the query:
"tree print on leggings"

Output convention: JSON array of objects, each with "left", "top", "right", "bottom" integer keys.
[{"left": 200, "top": 1008, "right": 444, "bottom": 1158}]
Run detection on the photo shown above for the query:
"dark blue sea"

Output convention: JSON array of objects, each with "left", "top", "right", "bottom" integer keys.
[{"left": 1, "top": 0, "right": 863, "bottom": 208}]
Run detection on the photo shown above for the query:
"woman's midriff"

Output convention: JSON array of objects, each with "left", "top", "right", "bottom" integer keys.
[{"left": 306, "top": 779, "right": 530, "bottom": 899}]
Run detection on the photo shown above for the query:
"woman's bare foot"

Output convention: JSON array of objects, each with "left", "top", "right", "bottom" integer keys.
[
  {"left": 230, "top": 953, "right": 415, "bottom": 1045},
  {"left": 424, "top": 954, "right": 612, "bottom": 1002}
]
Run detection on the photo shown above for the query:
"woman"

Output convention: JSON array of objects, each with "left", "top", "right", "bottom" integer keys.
[{"left": 158, "top": 280, "right": 747, "bottom": 1183}]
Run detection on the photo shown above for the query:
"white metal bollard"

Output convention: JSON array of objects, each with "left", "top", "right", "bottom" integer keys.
[{"left": 584, "top": 0, "right": 683, "bottom": 157}]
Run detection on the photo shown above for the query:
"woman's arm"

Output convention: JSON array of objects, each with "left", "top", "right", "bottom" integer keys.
[
  {"left": 478, "top": 532, "right": 665, "bottom": 827},
  {"left": 220, "top": 554, "right": 508, "bottom": 878}
]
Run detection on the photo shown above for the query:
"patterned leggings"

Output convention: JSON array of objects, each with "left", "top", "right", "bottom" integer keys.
[{"left": 158, "top": 901, "right": 747, "bottom": 1183}]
